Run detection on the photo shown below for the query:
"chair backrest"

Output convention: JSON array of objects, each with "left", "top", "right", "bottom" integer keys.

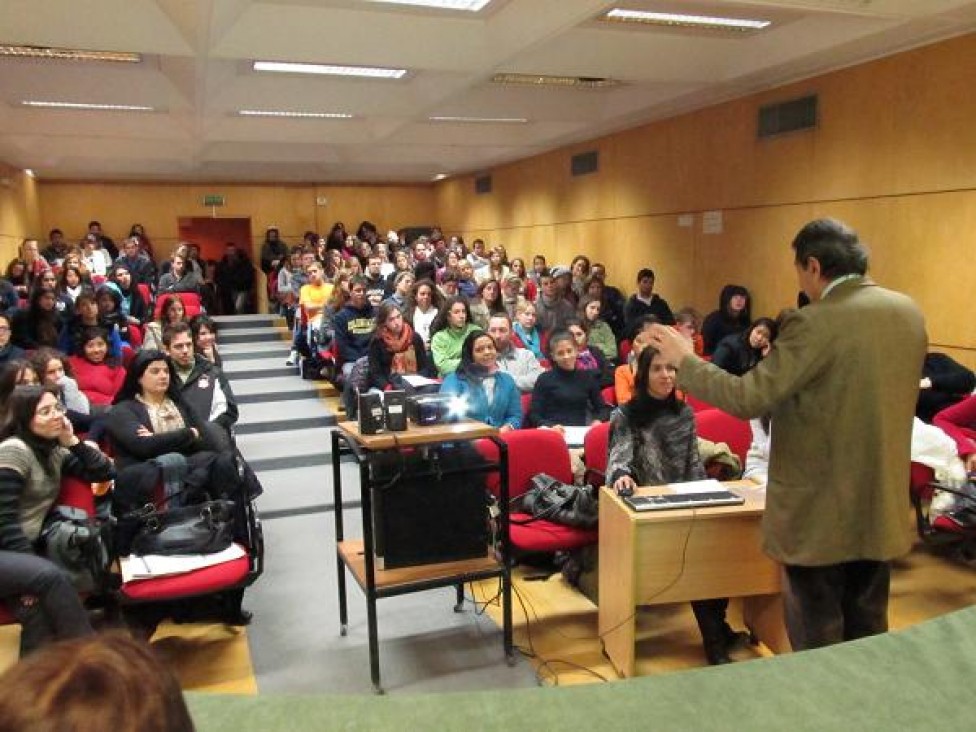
[
  {"left": 520, "top": 392, "right": 532, "bottom": 422},
  {"left": 583, "top": 421, "right": 611, "bottom": 484},
  {"left": 476, "top": 428, "right": 574, "bottom": 500},
  {"left": 153, "top": 292, "right": 203, "bottom": 320},
  {"left": 910, "top": 461, "right": 936, "bottom": 501},
  {"left": 619, "top": 339, "right": 632, "bottom": 363},
  {"left": 684, "top": 393, "right": 716, "bottom": 413},
  {"left": 601, "top": 386, "right": 617, "bottom": 408},
  {"left": 694, "top": 409, "right": 752, "bottom": 468}
]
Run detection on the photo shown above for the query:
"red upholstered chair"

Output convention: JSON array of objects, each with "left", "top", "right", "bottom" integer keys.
[
  {"left": 618, "top": 339, "right": 632, "bottom": 363},
  {"left": 907, "top": 461, "right": 976, "bottom": 545},
  {"left": 520, "top": 392, "right": 532, "bottom": 423},
  {"left": 153, "top": 292, "right": 203, "bottom": 320},
  {"left": 477, "top": 429, "right": 598, "bottom": 554},
  {"left": 601, "top": 386, "right": 617, "bottom": 408},
  {"left": 136, "top": 282, "right": 152, "bottom": 309},
  {"left": 694, "top": 409, "right": 751, "bottom": 468},
  {"left": 683, "top": 393, "right": 716, "bottom": 413},
  {"left": 582, "top": 421, "right": 611, "bottom": 488}
]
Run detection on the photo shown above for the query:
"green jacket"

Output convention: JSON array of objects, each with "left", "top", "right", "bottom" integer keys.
[{"left": 431, "top": 323, "right": 481, "bottom": 377}]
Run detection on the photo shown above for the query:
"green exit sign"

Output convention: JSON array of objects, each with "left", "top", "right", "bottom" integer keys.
[{"left": 203, "top": 194, "right": 225, "bottom": 207}]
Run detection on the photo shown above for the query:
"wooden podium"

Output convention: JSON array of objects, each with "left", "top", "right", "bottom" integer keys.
[{"left": 598, "top": 480, "right": 790, "bottom": 677}]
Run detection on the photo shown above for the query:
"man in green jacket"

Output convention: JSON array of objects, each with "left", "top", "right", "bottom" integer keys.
[{"left": 650, "top": 218, "right": 927, "bottom": 651}]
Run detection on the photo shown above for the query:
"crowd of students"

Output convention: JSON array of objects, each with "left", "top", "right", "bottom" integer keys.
[{"left": 0, "top": 225, "right": 254, "bottom": 658}]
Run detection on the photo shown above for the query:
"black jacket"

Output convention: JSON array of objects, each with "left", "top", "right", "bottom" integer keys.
[
  {"left": 105, "top": 399, "right": 215, "bottom": 471},
  {"left": 711, "top": 333, "right": 762, "bottom": 377},
  {"left": 177, "top": 356, "right": 239, "bottom": 445}
]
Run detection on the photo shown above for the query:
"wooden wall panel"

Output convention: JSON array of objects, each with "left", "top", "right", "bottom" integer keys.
[
  {"left": 0, "top": 165, "right": 40, "bottom": 265},
  {"left": 436, "top": 32, "right": 976, "bottom": 364}
]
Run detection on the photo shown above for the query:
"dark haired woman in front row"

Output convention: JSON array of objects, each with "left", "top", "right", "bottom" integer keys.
[
  {"left": 606, "top": 346, "right": 746, "bottom": 665},
  {"left": 0, "top": 386, "right": 115, "bottom": 654},
  {"left": 105, "top": 351, "right": 248, "bottom": 542}
]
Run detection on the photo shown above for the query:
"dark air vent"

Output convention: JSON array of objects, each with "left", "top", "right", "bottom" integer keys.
[
  {"left": 571, "top": 150, "right": 599, "bottom": 176},
  {"left": 758, "top": 95, "right": 818, "bottom": 138},
  {"left": 474, "top": 174, "right": 492, "bottom": 194}
]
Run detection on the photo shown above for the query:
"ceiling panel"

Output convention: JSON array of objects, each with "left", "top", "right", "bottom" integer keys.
[{"left": 0, "top": 0, "right": 973, "bottom": 182}]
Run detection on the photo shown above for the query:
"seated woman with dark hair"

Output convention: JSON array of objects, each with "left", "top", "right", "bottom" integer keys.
[
  {"left": 11, "top": 288, "right": 63, "bottom": 351},
  {"left": 440, "top": 331, "right": 521, "bottom": 432},
  {"left": 30, "top": 348, "right": 100, "bottom": 437},
  {"left": 141, "top": 295, "right": 187, "bottom": 352},
  {"left": 105, "top": 350, "right": 246, "bottom": 523},
  {"left": 0, "top": 360, "right": 38, "bottom": 414},
  {"left": 58, "top": 290, "right": 123, "bottom": 360},
  {"left": 0, "top": 385, "right": 114, "bottom": 654},
  {"left": 607, "top": 346, "right": 746, "bottom": 666},
  {"left": 367, "top": 302, "right": 435, "bottom": 391},
  {"left": 711, "top": 317, "right": 778, "bottom": 377},
  {"left": 190, "top": 314, "right": 222, "bottom": 367},
  {"left": 430, "top": 296, "right": 481, "bottom": 377},
  {"left": 108, "top": 263, "right": 149, "bottom": 326},
  {"left": 564, "top": 317, "right": 614, "bottom": 388},
  {"left": 528, "top": 330, "right": 609, "bottom": 429},
  {"left": 67, "top": 328, "right": 125, "bottom": 410}
]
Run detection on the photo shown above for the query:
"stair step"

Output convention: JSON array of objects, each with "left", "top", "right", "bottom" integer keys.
[
  {"left": 238, "top": 398, "right": 336, "bottom": 426},
  {"left": 226, "top": 367, "right": 298, "bottom": 381},
  {"left": 220, "top": 329, "right": 289, "bottom": 344},
  {"left": 248, "top": 453, "right": 331, "bottom": 472},
  {"left": 236, "top": 415, "right": 336, "bottom": 434},
  {"left": 213, "top": 315, "right": 284, "bottom": 330}
]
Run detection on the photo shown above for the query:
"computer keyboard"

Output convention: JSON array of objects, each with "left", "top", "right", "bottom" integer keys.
[{"left": 623, "top": 490, "right": 745, "bottom": 512}]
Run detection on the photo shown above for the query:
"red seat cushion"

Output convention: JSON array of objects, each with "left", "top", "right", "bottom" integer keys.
[
  {"left": 153, "top": 292, "right": 203, "bottom": 320},
  {"left": 120, "top": 549, "right": 250, "bottom": 601},
  {"left": 694, "top": 409, "right": 751, "bottom": 467},
  {"left": 510, "top": 514, "right": 598, "bottom": 553}
]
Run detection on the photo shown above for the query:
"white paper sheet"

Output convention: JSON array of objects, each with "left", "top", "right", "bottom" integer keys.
[
  {"left": 121, "top": 544, "right": 246, "bottom": 583},
  {"left": 562, "top": 426, "right": 590, "bottom": 448},
  {"left": 666, "top": 479, "right": 726, "bottom": 494}
]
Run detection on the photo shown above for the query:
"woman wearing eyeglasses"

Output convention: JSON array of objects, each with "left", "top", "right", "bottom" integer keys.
[{"left": 0, "top": 385, "right": 114, "bottom": 655}]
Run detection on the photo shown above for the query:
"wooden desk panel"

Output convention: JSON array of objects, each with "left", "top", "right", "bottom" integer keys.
[{"left": 599, "top": 481, "right": 788, "bottom": 678}]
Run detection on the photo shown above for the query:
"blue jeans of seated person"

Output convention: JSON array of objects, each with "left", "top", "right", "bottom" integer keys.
[{"left": 0, "top": 550, "right": 93, "bottom": 656}]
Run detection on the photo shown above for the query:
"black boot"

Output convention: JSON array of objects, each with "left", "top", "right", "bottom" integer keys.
[{"left": 702, "top": 637, "right": 732, "bottom": 665}]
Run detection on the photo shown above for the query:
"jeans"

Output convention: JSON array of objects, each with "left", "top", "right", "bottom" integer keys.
[{"left": 0, "top": 550, "right": 93, "bottom": 655}]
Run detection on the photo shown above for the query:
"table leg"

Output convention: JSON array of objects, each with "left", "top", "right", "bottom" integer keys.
[
  {"left": 454, "top": 583, "right": 464, "bottom": 612},
  {"left": 331, "top": 432, "right": 348, "bottom": 635},
  {"left": 742, "top": 593, "right": 792, "bottom": 655}
]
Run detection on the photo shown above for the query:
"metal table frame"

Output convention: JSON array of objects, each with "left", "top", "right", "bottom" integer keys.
[{"left": 331, "top": 425, "right": 513, "bottom": 693}]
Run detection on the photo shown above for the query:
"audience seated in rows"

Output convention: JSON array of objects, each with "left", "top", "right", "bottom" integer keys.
[{"left": 701, "top": 284, "right": 752, "bottom": 356}]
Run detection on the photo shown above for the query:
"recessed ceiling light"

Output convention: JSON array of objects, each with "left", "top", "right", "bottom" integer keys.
[
  {"left": 21, "top": 101, "right": 154, "bottom": 111},
  {"left": 24, "top": 169, "right": 35, "bottom": 178},
  {"left": 0, "top": 45, "right": 141, "bottom": 62},
  {"left": 491, "top": 73, "right": 619, "bottom": 88},
  {"left": 253, "top": 61, "right": 407, "bottom": 79},
  {"left": 602, "top": 9, "right": 771, "bottom": 31},
  {"left": 429, "top": 115, "right": 528, "bottom": 123},
  {"left": 367, "top": 0, "right": 491, "bottom": 10},
  {"left": 239, "top": 109, "right": 353, "bottom": 119},
  {"left": 433, "top": 173, "right": 448, "bottom": 181}
]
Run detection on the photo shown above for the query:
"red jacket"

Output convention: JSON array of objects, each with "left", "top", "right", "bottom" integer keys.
[
  {"left": 934, "top": 394, "right": 976, "bottom": 457},
  {"left": 68, "top": 356, "right": 125, "bottom": 406}
]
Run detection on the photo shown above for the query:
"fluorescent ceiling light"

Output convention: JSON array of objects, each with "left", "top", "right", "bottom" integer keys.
[
  {"left": 239, "top": 109, "right": 353, "bottom": 119},
  {"left": 253, "top": 60, "right": 406, "bottom": 79},
  {"left": 21, "top": 100, "right": 154, "bottom": 111},
  {"left": 368, "top": 0, "right": 491, "bottom": 10},
  {"left": 24, "top": 169, "right": 35, "bottom": 178},
  {"left": 491, "top": 73, "right": 619, "bottom": 88},
  {"left": 429, "top": 115, "right": 527, "bottom": 123},
  {"left": 0, "top": 45, "right": 141, "bottom": 62},
  {"left": 603, "top": 9, "right": 771, "bottom": 31},
  {"left": 433, "top": 173, "right": 448, "bottom": 181}
]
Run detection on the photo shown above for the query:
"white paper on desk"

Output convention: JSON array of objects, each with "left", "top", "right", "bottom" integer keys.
[
  {"left": 666, "top": 479, "right": 726, "bottom": 494},
  {"left": 401, "top": 374, "right": 440, "bottom": 388},
  {"left": 562, "top": 426, "right": 590, "bottom": 448},
  {"left": 121, "top": 544, "right": 246, "bottom": 583}
]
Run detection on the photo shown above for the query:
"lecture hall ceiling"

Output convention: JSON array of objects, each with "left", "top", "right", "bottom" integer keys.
[{"left": 0, "top": 0, "right": 974, "bottom": 183}]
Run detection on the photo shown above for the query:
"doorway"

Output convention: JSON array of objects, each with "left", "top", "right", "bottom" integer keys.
[{"left": 177, "top": 216, "right": 256, "bottom": 315}]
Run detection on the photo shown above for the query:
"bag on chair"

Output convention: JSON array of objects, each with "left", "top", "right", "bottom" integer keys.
[
  {"left": 515, "top": 474, "right": 599, "bottom": 529},
  {"left": 128, "top": 499, "right": 237, "bottom": 556}
]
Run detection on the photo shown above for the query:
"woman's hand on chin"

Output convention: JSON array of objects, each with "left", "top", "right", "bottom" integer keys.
[{"left": 56, "top": 416, "right": 79, "bottom": 448}]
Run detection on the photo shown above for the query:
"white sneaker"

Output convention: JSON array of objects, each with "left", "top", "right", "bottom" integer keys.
[{"left": 285, "top": 350, "right": 298, "bottom": 366}]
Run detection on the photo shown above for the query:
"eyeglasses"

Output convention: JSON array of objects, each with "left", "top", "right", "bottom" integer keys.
[
  {"left": 0, "top": 326, "right": 10, "bottom": 333},
  {"left": 37, "top": 403, "right": 67, "bottom": 418}
]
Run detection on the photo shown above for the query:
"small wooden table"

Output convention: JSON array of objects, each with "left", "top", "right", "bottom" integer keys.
[
  {"left": 598, "top": 480, "right": 790, "bottom": 677},
  {"left": 331, "top": 420, "right": 513, "bottom": 693}
]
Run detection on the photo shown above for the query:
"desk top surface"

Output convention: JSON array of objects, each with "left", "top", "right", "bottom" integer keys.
[
  {"left": 600, "top": 480, "right": 766, "bottom": 522},
  {"left": 337, "top": 419, "right": 498, "bottom": 449}
]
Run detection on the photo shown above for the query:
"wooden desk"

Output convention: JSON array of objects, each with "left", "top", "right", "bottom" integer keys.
[
  {"left": 598, "top": 480, "right": 790, "bottom": 677},
  {"left": 331, "top": 420, "right": 513, "bottom": 693}
]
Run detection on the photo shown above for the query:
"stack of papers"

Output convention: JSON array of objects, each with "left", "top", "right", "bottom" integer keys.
[
  {"left": 120, "top": 544, "right": 246, "bottom": 583},
  {"left": 666, "top": 479, "right": 726, "bottom": 494}
]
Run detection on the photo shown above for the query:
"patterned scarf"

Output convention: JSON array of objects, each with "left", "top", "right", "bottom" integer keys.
[{"left": 379, "top": 322, "right": 418, "bottom": 375}]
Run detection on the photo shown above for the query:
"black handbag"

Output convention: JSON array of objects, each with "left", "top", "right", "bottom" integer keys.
[
  {"left": 129, "top": 499, "right": 236, "bottom": 556},
  {"left": 515, "top": 474, "right": 599, "bottom": 529}
]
